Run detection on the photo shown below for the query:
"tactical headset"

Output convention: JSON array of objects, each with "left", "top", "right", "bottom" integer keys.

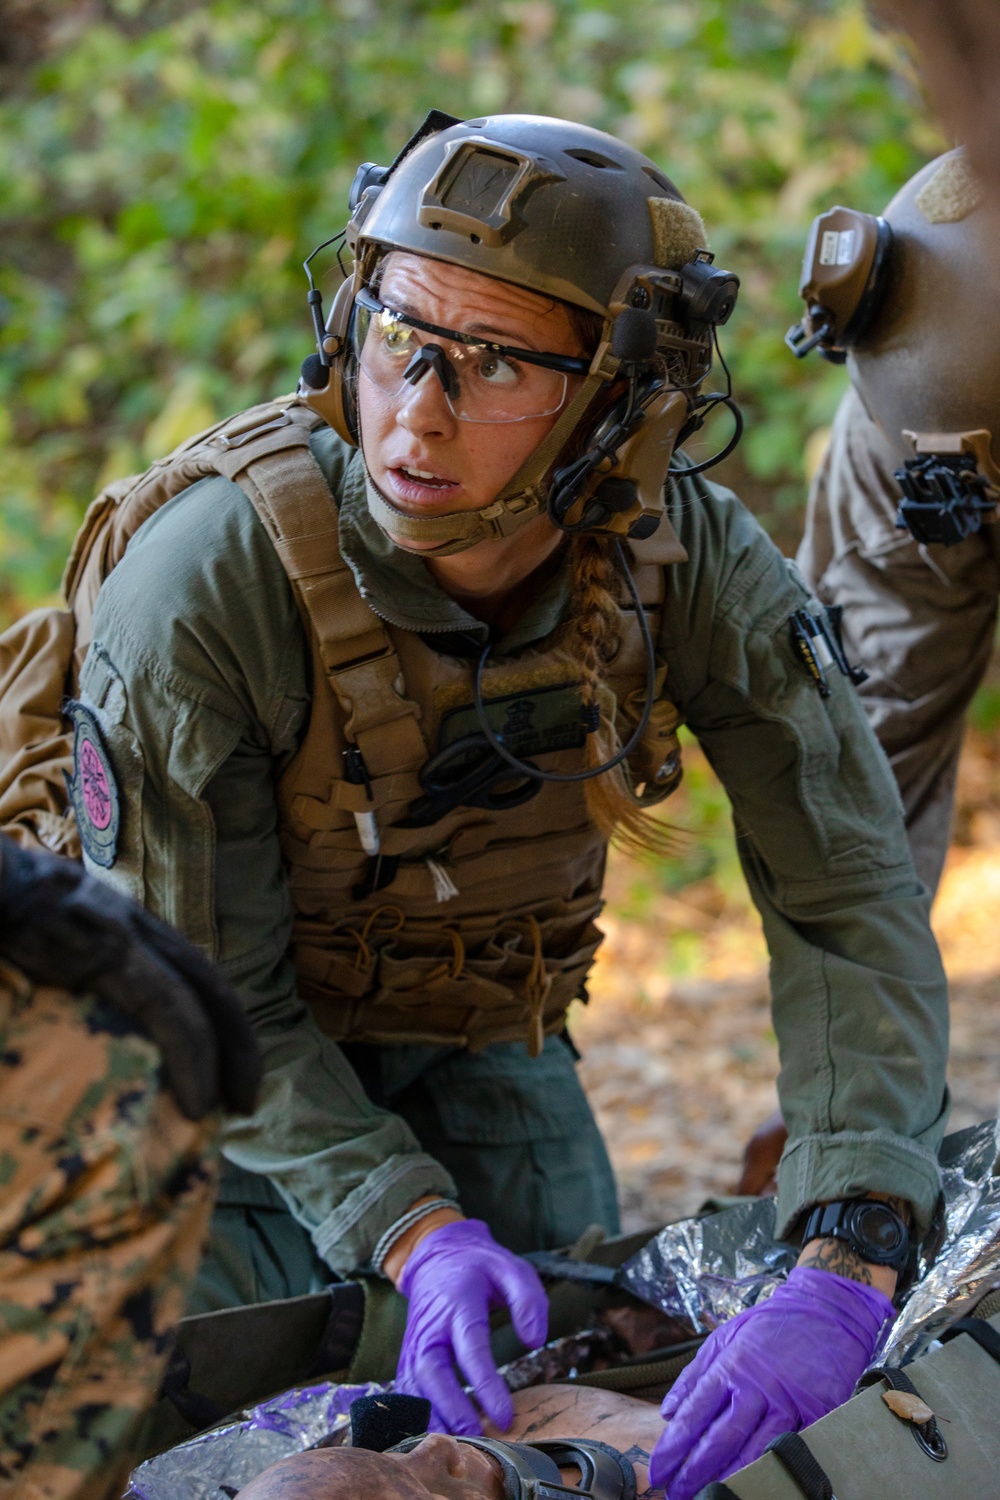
[{"left": 349, "top": 1391, "right": 637, "bottom": 1500}]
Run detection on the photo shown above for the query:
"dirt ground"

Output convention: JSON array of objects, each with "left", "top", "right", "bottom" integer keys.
[{"left": 574, "top": 729, "right": 1000, "bottom": 1235}]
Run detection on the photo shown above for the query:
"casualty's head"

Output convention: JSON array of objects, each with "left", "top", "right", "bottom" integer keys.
[
  {"left": 234, "top": 1433, "right": 504, "bottom": 1500},
  {"left": 298, "top": 110, "right": 739, "bottom": 558},
  {"left": 788, "top": 148, "right": 1000, "bottom": 547},
  {"left": 235, "top": 1429, "right": 633, "bottom": 1500}
]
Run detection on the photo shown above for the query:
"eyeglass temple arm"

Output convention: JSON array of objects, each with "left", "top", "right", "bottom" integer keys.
[{"left": 357, "top": 287, "right": 590, "bottom": 376}]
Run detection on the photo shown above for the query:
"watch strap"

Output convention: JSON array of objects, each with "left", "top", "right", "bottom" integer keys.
[{"left": 802, "top": 1197, "right": 910, "bottom": 1271}]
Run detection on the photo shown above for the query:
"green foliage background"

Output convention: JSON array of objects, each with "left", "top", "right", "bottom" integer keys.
[{"left": 1, "top": 0, "right": 940, "bottom": 628}]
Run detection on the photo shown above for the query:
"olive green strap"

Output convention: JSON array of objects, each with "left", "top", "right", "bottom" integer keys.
[
  {"left": 562, "top": 1338, "right": 704, "bottom": 1398},
  {"left": 348, "top": 1275, "right": 411, "bottom": 1384}
]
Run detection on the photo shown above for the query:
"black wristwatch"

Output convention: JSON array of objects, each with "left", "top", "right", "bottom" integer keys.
[{"left": 801, "top": 1198, "right": 910, "bottom": 1272}]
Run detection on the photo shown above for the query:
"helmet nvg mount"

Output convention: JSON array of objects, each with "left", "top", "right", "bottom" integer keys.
[
  {"left": 787, "top": 149, "right": 1000, "bottom": 547},
  {"left": 299, "top": 110, "right": 742, "bottom": 556}
]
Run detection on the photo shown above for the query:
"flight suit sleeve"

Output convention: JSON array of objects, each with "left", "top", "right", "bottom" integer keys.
[
  {"left": 798, "top": 386, "right": 1000, "bottom": 894},
  {"left": 78, "top": 472, "right": 456, "bottom": 1277},
  {"left": 662, "top": 473, "right": 949, "bottom": 1240}
]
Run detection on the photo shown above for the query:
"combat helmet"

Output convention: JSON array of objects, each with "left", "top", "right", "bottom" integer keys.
[
  {"left": 787, "top": 149, "right": 1000, "bottom": 545},
  {"left": 299, "top": 110, "right": 741, "bottom": 555}
]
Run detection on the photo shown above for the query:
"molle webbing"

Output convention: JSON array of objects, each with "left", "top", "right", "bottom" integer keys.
[
  {"left": 213, "top": 407, "right": 685, "bottom": 1054},
  {"left": 0, "top": 397, "right": 329, "bottom": 855}
]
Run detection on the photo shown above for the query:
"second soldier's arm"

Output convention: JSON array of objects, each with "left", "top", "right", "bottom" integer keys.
[
  {"left": 79, "top": 455, "right": 456, "bottom": 1276},
  {"left": 798, "top": 386, "right": 1000, "bottom": 894}
]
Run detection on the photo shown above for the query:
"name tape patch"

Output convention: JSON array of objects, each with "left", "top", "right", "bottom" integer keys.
[{"left": 65, "top": 702, "right": 120, "bottom": 868}]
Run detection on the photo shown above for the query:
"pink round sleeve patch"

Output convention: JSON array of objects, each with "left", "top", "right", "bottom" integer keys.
[
  {"left": 79, "top": 739, "right": 113, "bottom": 831},
  {"left": 66, "top": 703, "right": 121, "bottom": 868}
]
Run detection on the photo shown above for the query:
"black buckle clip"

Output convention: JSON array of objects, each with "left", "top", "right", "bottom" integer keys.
[{"left": 894, "top": 453, "right": 997, "bottom": 546}]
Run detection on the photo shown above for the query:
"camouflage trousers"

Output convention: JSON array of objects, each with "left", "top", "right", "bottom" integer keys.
[{"left": 0, "top": 963, "right": 218, "bottom": 1500}]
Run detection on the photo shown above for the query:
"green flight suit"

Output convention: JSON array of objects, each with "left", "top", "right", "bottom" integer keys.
[{"left": 77, "top": 425, "right": 950, "bottom": 1310}]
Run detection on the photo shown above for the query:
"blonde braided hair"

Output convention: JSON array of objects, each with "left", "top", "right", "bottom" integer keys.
[{"left": 570, "top": 533, "right": 676, "bottom": 857}]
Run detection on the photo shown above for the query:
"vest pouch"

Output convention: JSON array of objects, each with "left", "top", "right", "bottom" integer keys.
[
  {"left": 374, "top": 938, "right": 517, "bottom": 1024},
  {"left": 290, "top": 918, "right": 377, "bottom": 1000}
]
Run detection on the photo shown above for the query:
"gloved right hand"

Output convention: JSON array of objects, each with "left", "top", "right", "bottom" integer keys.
[
  {"left": 649, "top": 1266, "right": 894, "bottom": 1499},
  {"left": 394, "top": 1218, "right": 549, "bottom": 1435},
  {"left": 0, "top": 836, "right": 262, "bottom": 1121}
]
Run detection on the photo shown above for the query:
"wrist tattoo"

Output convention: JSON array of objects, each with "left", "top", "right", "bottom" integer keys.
[
  {"left": 882, "top": 1195, "right": 912, "bottom": 1228},
  {"left": 622, "top": 1447, "right": 661, "bottom": 1498},
  {"left": 798, "top": 1236, "right": 874, "bottom": 1284}
]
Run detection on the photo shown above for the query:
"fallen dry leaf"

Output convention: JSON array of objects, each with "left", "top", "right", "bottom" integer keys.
[{"left": 881, "top": 1389, "right": 936, "bottom": 1425}]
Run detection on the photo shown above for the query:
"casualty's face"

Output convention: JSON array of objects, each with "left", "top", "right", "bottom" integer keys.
[
  {"left": 235, "top": 1432, "right": 504, "bottom": 1499},
  {"left": 357, "top": 251, "right": 589, "bottom": 546}
]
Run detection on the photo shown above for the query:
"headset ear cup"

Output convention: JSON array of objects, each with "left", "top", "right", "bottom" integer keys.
[
  {"left": 298, "top": 273, "right": 361, "bottom": 446},
  {"left": 840, "top": 215, "right": 894, "bottom": 348},
  {"left": 298, "top": 354, "right": 358, "bottom": 445}
]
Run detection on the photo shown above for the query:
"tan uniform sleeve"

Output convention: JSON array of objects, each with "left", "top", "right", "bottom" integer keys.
[{"left": 798, "top": 386, "right": 1000, "bottom": 893}]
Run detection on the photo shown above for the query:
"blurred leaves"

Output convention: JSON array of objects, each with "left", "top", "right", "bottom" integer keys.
[{"left": 0, "top": 0, "right": 943, "bottom": 621}]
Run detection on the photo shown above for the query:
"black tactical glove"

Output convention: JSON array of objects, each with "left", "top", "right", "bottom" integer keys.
[{"left": 0, "top": 835, "right": 262, "bottom": 1121}]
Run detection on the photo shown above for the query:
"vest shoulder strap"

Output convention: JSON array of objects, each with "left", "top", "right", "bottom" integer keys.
[
  {"left": 218, "top": 410, "right": 428, "bottom": 776},
  {"left": 66, "top": 398, "right": 325, "bottom": 658}
]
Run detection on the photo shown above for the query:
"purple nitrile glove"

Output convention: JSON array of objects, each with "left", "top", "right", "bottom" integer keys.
[
  {"left": 394, "top": 1218, "right": 548, "bottom": 1436},
  {"left": 650, "top": 1266, "right": 895, "bottom": 1500}
]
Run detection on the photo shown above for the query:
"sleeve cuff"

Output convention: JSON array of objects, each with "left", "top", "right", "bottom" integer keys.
[
  {"left": 775, "top": 1128, "right": 944, "bottom": 1241},
  {"left": 311, "top": 1152, "right": 457, "bottom": 1277}
]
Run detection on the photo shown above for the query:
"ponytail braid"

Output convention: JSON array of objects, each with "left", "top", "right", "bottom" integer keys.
[{"left": 570, "top": 534, "right": 676, "bottom": 857}]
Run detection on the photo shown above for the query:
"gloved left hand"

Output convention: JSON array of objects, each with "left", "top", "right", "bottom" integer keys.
[
  {"left": 649, "top": 1266, "right": 894, "bottom": 1499},
  {"left": 395, "top": 1218, "right": 548, "bottom": 1436}
]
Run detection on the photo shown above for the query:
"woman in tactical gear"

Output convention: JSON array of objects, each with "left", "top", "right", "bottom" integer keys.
[{"left": 13, "top": 113, "right": 950, "bottom": 1497}]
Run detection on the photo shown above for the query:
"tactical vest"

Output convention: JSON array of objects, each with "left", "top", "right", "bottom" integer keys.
[{"left": 0, "top": 399, "right": 685, "bottom": 1054}]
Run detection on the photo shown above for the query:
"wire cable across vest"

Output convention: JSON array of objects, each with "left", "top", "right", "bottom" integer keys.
[{"left": 472, "top": 538, "right": 656, "bottom": 784}]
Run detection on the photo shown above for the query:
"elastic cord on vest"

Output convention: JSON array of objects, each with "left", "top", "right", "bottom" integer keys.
[{"left": 472, "top": 537, "right": 656, "bottom": 784}]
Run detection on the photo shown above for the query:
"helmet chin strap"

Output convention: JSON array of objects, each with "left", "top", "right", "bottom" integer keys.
[
  {"left": 363, "top": 373, "right": 606, "bottom": 556},
  {"left": 364, "top": 471, "right": 544, "bottom": 555}
]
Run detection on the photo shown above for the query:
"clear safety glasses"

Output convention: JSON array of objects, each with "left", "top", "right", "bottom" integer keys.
[{"left": 351, "top": 287, "right": 591, "bottom": 425}]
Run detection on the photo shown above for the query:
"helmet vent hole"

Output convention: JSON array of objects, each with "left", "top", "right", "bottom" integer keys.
[
  {"left": 564, "top": 147, "right": 623, "bottom": 171},
  {"left": 470, "top": 233, "right": 481, "bottom": 244},
  {"left": 643, "top": 165, "right": 674, "bottom": 193},
  {"left": 430, "top": 221, "right": 442, "bottom": 230}
]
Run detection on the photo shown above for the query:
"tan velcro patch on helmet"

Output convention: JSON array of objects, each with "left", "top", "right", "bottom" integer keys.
[
  {"left": 647, "top": 197, "right": 708, "bottom": 268},
  {"left": 915, "top": 152, "right": 984, "bottom": 224}
]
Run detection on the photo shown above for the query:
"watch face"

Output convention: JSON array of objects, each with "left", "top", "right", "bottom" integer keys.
[{"left": 852, "top": 1202, "right": 906, "bottom": 1259}]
